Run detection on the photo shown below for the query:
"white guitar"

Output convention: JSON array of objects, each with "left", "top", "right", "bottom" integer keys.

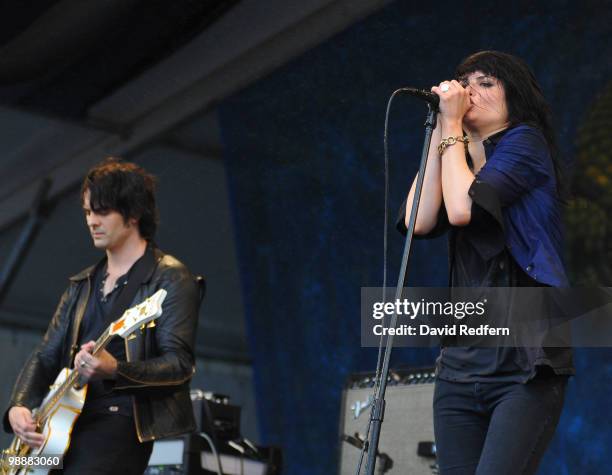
[{"left": 0, "top": 289, "right": 167, "bottom": 475}]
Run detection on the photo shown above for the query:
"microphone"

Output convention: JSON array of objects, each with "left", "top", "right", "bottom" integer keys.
[{"left": 399, "top": 87, "right": 439, "bottom": 107}]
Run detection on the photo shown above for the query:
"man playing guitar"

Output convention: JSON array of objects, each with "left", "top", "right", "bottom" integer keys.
[{"left": 3, "top": 158, "right": 201, "bottom": 474}]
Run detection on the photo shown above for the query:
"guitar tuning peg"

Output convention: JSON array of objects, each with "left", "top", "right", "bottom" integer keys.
[
  {"left": 139, "top": 324, "right": 146, "bottom": 332},
  {"left": 127, "top": 333, "right": 137, "bottom": 341},
  {"left": 147, "top": 321, "right": 156, "bottom": 328}
]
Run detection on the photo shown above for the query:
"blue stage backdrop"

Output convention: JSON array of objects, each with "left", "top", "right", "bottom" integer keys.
[{"left": 218, "top": 2, "right": 612, "bottom": 474}]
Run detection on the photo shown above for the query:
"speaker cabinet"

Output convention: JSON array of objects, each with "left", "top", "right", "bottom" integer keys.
[{"left": 338, "top": 368, "right": 437, "bottom": 475}]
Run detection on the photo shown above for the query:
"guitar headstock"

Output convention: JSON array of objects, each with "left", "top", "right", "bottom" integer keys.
[{"left": 109, "top": 289, "right": 167, "bottom": 338}]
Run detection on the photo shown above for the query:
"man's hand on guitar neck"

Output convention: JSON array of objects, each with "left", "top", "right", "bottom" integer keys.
[
  {"left": 8, "top": 406, "right": 45, "bottom": 448},
  {"left": 75, "top": 341, "right": 118, "bottom": 382}
]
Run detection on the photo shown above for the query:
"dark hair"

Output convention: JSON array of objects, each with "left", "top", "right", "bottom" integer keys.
[
  {"left": 455, "top": 50, "right": 565, "bottom": 198},
  {"left": 81, "top": 158, "right": 159, "bottom": 240}
]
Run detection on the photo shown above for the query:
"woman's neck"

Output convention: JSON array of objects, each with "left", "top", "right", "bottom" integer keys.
[{"left": 465, "top": 122, "right": 510, "bottom": 143}]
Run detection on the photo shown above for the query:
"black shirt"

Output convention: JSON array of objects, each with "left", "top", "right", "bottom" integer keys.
[
  {"left": 396, "top": 128, "right": 574, "bottom": 382},
  {"left": 78, "top": 261, "right": 135, "bottom": 417},
  {"left": 438, "top": 212, "right": 542, "bottom": 383}
]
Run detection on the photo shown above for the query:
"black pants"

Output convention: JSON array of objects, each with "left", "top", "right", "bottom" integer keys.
[
  {"left": 50, "top": 412, "right": 153, "bottom": 475},
  {"left": 433, "top": 375, "right": 567, "bottom": 475}
]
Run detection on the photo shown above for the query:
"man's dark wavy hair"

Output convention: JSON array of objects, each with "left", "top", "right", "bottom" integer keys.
[
  {"left": 81, "top": 158, "right": 159, "bottom": 241},
  {"left": 455, "top": 50, "right": 565, "bottom": 198}
]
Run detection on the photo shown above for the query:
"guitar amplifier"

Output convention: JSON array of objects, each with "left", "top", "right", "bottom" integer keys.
[
  {"left": 338, "top": 368, "right": 437, "bottom": 475},
  {"left": 145, "top": 390, "right": 282, "bottom": 475},
  {"left": 144, "top": 435, "right": 281, "bottom": 475},
  {"left": 190, "top": 390, "right": 241, "bottom": 441}
]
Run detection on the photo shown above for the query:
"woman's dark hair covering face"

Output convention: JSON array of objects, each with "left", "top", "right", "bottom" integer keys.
[
  {"left": 81, "top": 158, "right": 159, "bottom": 241},
  {"left": 455, "top": 50, "right": 565, "bottom": 197}
]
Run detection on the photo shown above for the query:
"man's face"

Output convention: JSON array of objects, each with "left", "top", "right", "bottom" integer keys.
[{"left": 82, "top": 189, "right": 138, "bottom": 251}]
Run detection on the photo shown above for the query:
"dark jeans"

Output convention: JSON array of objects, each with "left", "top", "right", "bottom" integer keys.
[
  {"left": 50, "top": 412, "right": 153, "bottom": 475},
  {"left": 433, "top": 375, "right": 567, "bottom": 475}
]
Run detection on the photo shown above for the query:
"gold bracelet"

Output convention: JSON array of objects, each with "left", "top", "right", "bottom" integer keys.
[{"left": 438, "top": 135, "right": 469, "bottom": 156}]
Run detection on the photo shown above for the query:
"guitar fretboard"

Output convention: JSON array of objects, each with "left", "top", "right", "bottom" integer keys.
[{"left": 34, "top": 327, "right": 113, "bottom": 424}]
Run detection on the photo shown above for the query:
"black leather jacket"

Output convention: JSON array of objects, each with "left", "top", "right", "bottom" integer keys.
[{"left": 3, "top": 247, "right": 202, "bottom": 442}]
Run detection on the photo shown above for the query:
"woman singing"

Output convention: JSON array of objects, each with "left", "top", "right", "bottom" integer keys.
[{"left": 397, "top": 51, "right": 573, "bottom": 474}]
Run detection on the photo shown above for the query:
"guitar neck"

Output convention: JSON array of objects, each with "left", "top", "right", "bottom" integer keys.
[
  {"left": 32, "top": 288, "right": 166, "bottom": 425},
  {"left": 34, "top": 327, "right": 114, "bottom": 424}
]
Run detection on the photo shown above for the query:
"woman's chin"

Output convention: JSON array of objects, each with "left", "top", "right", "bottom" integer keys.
[{"left": 462, "top": 114, "right": 477, "bottom": 130}]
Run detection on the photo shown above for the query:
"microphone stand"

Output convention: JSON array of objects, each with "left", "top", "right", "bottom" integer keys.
[{"left": 364, "top": 102, "right": 438, "bottom": 475}]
